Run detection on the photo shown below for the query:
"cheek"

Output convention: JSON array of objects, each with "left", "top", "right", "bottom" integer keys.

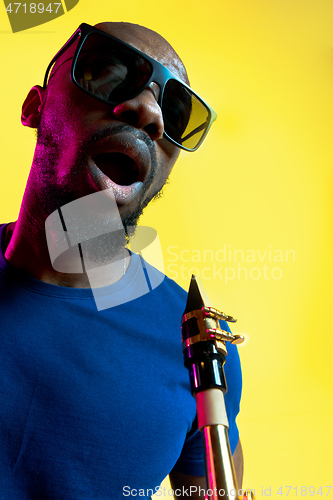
[
  {"left": 45, "top": 73, "right": 90, "bottom": 128},
  {"left": 153, "top": 147, "right": 179, "bottom": 192},
  {"left": 157, "top": 138, "right": 180, "bottom": 168},
  {"left": 40, "top": 100, "right": 78, "bottom": 144},
  {"left": 41, "top": 84, "right": 99, "bottom": 146}
]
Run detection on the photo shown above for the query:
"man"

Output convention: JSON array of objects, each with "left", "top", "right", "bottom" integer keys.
[{"left": 0, "top": 22, "right": 243, "bottom": 499}]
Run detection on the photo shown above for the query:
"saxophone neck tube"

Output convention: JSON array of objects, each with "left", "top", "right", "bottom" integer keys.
[{"left": 203, "top": 424, "right": 241, "bottom": 500}]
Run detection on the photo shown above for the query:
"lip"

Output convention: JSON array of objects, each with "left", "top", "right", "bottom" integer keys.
[{"left": 87, "top": 131, "right": 152, "bottom": 205}]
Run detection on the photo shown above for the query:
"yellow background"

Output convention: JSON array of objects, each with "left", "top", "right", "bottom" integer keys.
[{"left": 1, "top": 1, "right": 332, "bottom": 498}]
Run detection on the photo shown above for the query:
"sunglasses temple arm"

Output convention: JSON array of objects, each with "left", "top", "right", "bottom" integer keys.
[{"left": 43, "top": 29, "right": 81, "bottom": 88}]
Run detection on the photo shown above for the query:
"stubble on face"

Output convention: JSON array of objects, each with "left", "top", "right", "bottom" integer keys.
[
  {"left": 35, "top": 115, "right": 172, "bottom": 269},
  {"left": 35, "top": 112, "right": 170, "bottom": 232},
  {"left": 33, "top": 21, "right": 185, "bottom": 260}
]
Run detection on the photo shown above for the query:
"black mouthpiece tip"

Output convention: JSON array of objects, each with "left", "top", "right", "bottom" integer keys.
[{"left": 184, "top": 275, "right": 206, "bottom": 314}]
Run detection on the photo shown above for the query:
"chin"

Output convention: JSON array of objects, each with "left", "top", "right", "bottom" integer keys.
[{"left": 119, "top": 185, "right": 163, "bottom": 230}]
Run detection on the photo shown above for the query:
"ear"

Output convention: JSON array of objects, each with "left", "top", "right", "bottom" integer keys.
[{"left": 21, "top": 85, "right": 46, "bottom": 128}]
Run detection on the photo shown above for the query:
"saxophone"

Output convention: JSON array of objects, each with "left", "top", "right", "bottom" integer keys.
[{"left": 181, "top": 276, "right": 254, "bottom": 500}]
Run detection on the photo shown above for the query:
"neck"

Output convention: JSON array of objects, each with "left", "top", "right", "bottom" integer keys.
[{"left": 3, "top": 191, "right": 130, "bottom": 290}]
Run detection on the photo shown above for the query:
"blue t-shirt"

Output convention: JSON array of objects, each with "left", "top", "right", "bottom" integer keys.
[{"left": 0, "top": 224, "right": 242, "bottom": 499}]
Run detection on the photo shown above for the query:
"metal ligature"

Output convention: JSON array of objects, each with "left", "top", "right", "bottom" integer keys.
[{"left": 181, "top": 275, "right": 254, "bottom": 500}]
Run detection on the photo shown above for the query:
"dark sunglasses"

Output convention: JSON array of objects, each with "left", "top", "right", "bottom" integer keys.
[{"left": 43, "top": 23, "right": 217, "bottom": 151}]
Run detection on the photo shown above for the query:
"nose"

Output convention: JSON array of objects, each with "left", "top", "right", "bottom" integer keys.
[{"left": 112, "top": 87, "right": 164, "bottom": 142}]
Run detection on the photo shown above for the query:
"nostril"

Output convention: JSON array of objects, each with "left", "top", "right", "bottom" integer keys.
[{"left": 144, "top": 123, "right": 159, "bottom": 139}]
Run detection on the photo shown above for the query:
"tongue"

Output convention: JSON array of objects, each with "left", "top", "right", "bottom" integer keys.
[{"left": 94, "top": 152, "right": 138, "bottom": 186}]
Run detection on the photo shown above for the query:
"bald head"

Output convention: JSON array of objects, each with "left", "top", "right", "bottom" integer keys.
[
  {"left": 46, "top": 21, "right": 190, "bottom": 97},
  {"left": 93, "top": 22, "right": 189, "bottom": 85}
]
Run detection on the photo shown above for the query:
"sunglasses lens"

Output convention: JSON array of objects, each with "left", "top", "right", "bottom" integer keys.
[
  {"left": 72, "top": 31, "right": 212, "bottom": 150},
  {"left": 162, "top": 80, "right": 211, "bottom": 150},
  {"left": 73, "top": 33, "right": 152, "bottom": 104}
]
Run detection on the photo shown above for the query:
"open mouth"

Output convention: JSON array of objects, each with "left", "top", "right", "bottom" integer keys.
[
  {"left": 93, "top": 152, "right": 140, "bottom": 187},
  {"left": 87, "top": 131, "right": 152, "bottom": 205}
]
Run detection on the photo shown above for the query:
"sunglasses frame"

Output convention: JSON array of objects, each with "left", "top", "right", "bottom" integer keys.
[{"left": 43, "top": 23, "right": 217, "bottom": 152}]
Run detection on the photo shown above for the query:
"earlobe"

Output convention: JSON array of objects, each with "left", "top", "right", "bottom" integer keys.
[{"left": 21, "top": 85, "right": 46, "bottom": 128}]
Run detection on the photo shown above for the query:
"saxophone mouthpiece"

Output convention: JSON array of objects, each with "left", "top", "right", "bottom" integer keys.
[{"left": 184, "top": 274, "right": 211, "bottom": 315}]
